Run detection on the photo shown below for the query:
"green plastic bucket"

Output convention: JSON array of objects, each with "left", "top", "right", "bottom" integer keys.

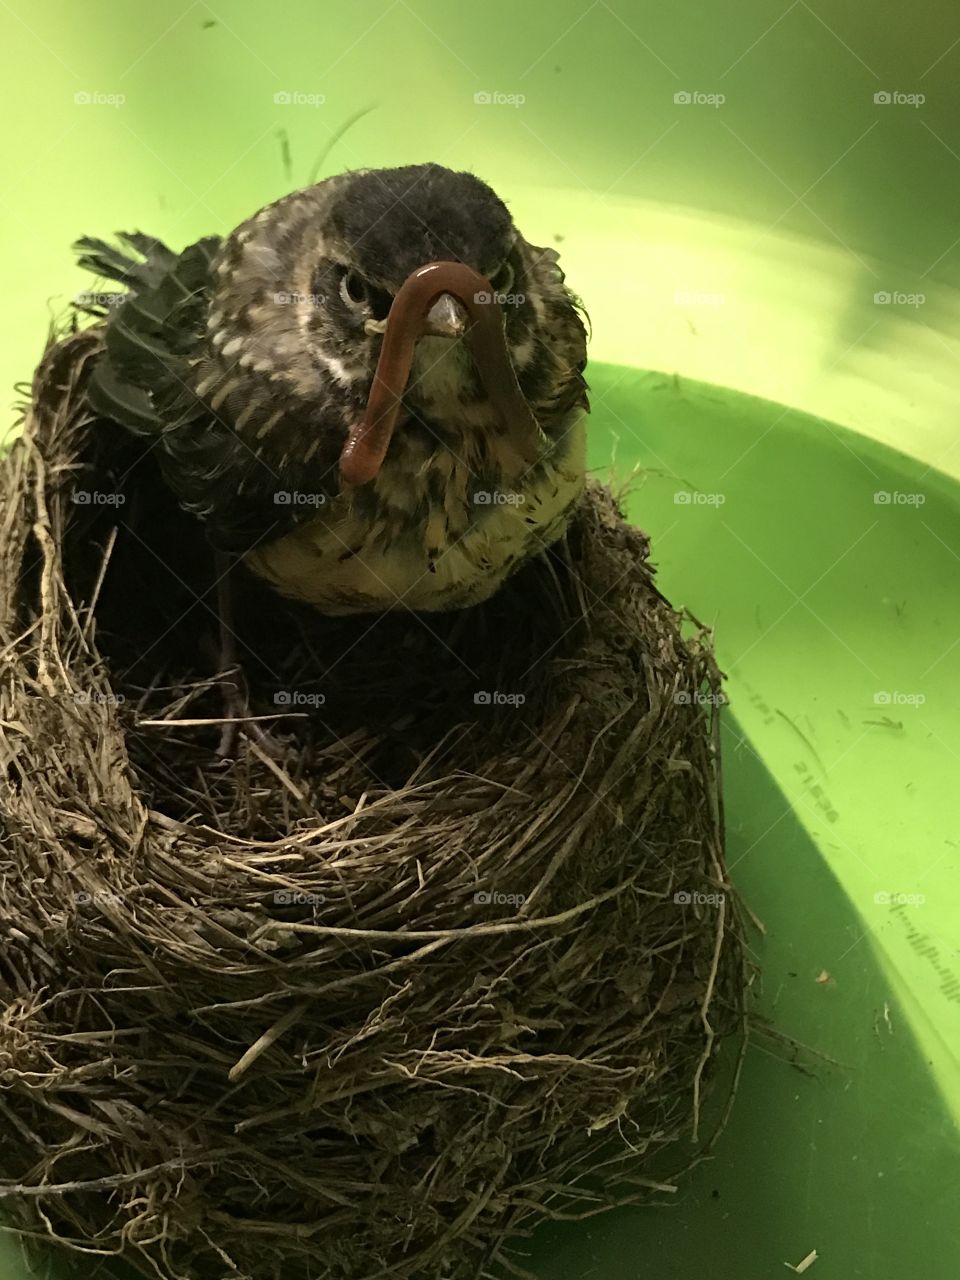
[{"left": 1, "top": 3, "right": 957, "bottom": 1277}]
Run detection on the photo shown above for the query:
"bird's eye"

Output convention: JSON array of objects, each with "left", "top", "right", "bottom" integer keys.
[
  {"left": 341, "top": 269, "right": 368, "bottom": 307},
  {"left": 489, "top": 260, "right": 514, "bottom": 295}
]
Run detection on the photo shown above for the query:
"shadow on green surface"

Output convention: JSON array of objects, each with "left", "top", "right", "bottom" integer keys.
[{"left": 522, "top": 713, "right": 959, "bottom": 1280}]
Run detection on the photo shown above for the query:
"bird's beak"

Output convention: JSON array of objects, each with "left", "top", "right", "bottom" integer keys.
[
  {"left": 340, "top": 261, "right": 541, "bottom": 489},
  {"left": 423, "top": 292, "right": 467, "bottom": 339}
]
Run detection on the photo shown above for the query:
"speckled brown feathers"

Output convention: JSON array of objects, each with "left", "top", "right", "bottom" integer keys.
[{"left": 77, "top": 164, "right": 589, "bottom": 605}]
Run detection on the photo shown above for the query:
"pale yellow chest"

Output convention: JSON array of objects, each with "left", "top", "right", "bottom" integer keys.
[{"left": 243, "top": 413, "right": 586, "bottom": 614}]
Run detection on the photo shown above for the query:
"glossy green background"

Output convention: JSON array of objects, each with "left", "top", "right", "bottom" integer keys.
[{"left": 1, "top": 3, "right": 958, "bottom": 1278}]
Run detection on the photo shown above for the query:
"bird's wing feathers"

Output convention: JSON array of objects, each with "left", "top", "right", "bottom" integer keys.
[
  {"left": 77, "top": 232, "right": 317, "bottom": 554},
  {"left": 84, "top": 357, "right": 161, "bottom": 435},
  {"left": 73, "top": 231, "right": 181, "bottom": 292},
  {"left": 80, "top": 233, "right": 220, "bottom": 430},
  {"left": 97, "top": 237, "right": 219, "bottom": 403}
]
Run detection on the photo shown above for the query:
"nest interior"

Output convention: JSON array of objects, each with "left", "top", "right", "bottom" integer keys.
[{"left": 0, "top": 329, "right": 747, "bottom": 1280}]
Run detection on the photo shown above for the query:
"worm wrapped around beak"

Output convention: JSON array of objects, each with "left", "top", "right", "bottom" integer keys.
[{"left": 339, "top": 260, "right": 541, "bottom": 487}]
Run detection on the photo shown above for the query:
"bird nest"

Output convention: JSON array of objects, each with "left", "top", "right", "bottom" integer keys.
[{"left": 0, "top": 328, "right": 748, "bottom": 1280}]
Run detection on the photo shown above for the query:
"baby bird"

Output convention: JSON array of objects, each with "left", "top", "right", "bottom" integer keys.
[{"left": 76, "top": 163, "right": 589, "bottom": 746}]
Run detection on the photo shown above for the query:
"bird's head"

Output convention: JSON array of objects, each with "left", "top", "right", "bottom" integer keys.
[{"left": 205, "top": 164, "right": 586, "bottom": 488}]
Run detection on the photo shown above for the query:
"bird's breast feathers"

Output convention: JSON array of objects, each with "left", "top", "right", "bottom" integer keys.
[{"left": 242, "top": 409, "right": 586, "bottom": 614}]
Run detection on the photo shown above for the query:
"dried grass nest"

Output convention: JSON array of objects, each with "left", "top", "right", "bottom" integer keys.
[{"left": 0, "top": 328, "right": 748, "bottom": 1280}]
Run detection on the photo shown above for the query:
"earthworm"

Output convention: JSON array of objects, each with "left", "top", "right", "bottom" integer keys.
[{"left": 339, "top": 260, "right": 541, "bottom": 487}]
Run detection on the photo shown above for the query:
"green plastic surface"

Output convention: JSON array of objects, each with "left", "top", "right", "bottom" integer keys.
[{"left": 1, "top": 2, "right": 958, "bottom": 1277}]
